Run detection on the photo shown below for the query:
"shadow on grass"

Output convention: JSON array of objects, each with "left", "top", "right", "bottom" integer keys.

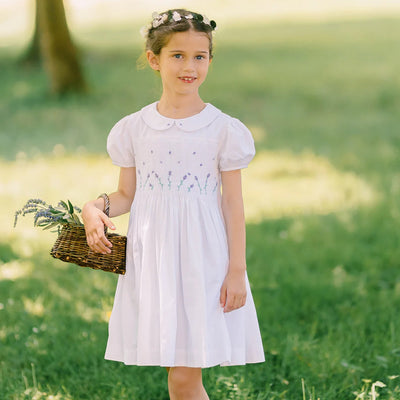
[
  {"left": 1, "top": 200, "right": 400, "bottom": 399},
  {"left": 0, "top": 242, "right": 19, "bottom": 263},
  {"left": 0, "top": 250, "right": 169, "bottom": 400}
]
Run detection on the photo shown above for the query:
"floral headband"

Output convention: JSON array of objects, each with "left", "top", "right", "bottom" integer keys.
[{"left": 140, "top": 11, "right": 217, "bottom": 38}]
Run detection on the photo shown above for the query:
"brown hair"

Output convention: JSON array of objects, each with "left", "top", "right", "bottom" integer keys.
[{"left": 145, "top": 9, "right": 216, "bottom": 58}]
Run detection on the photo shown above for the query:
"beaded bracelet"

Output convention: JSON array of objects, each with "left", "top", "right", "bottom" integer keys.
[{"left": 97, "top": 193, "right": 110, "bottom": 217}]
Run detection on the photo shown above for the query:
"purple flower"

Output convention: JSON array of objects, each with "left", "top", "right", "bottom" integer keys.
[
  {"left": 183, "top": 175, "right": 187, "bottom": 180},
  {"left": 188, "top": 172, "right": 191, "bottom": 176},
  {"left": 193, "top": 151, "right": 196, "bottom": 155},
  {"left": 168, "top": 171, "right": 172, "bottom": 176},
  {"left": 194, "top": 176, "right": 198, "bottom": 181},
  {"left": 200, "top": 163, "right": 203, "bottom": 166},
  {"left": 207, "top": 173, "right": 210, "bottom": 178},
  {"left": 155, "top": 173, "right": 159, "bottom": 178},
  {"left": 169, "top": 151, "right": 172, "bottom": 154},
  {"left": 151, "top": 150, "right": 154, "bottom": 154},
  {"left": 160, "top": 161, "right": 163, "bottom": 164}
]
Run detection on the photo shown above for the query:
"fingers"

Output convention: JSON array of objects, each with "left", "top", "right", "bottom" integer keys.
[
  {"left": 95, "top": 228, "right": 113, "bottom": 254},
  {"left": 82, "top": 204, "right": 116, "bottom": 254},
  {"left": 85, "top": 219, "right": 115, "bottom": 255},
  {"left": 101, "top": 213, "right": 116, "bottom": 231},
  {"left": 220, "top": 273, "right": 247, "bottom": 313},
  {"left": 220, "top": 284, "right": 227, "bottom": 309},
  {"left": 87, "top": 231, "right": 112, "bottom": 254},
  {"left": 223, "top": 291, "right": 247, "bottom": 313}
]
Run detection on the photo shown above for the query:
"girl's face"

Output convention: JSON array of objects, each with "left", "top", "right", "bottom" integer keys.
[{"left": 147, "top": 30, "right": 212, "bottom": 98}]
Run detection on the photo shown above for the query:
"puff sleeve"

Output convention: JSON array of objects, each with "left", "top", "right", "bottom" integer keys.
[
  {"left": 106, "top": 116, "right": 135, "bottom": 167},
  {"left": 219, "top": 118, "right": 256, "bottom": 171}
]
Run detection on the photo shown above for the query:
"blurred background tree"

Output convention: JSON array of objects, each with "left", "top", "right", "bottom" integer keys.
[
  {"left": 21, "top": 0, "right": 86, "bottom": 95},
  {"left": 20, "top": 0, "right": 39, "bottom": 65}
]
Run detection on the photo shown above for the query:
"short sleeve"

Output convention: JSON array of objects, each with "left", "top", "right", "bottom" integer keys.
[
  {"left": 219, "top": 118, "right": 256, "bottom": 171},
  {"left": 106, "top": 116, "right": 135, "bottom": 167}
]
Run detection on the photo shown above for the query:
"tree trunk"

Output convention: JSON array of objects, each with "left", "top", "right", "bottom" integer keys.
[
  {"left": 37, "top": 0, "right": 86, "bottom": 94},
  {"left": 20, "top": 0, "right": 41, "bottom": 66}
]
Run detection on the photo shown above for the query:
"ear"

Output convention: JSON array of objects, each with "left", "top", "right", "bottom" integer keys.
[{"left": 146, "top": 50, "right": 160, "bottom": 71}]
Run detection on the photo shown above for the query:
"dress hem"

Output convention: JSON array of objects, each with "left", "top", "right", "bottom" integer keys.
[{"left": 104, "top": 353, "right": 266, "bottom": 368}]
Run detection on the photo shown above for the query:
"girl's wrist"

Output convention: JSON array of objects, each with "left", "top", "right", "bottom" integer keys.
[
  {"left": 228, "top": 262, "right": 247, "bottom": 274},
  {"left": 83, "top": 198, "right": 104, "bottom": 213}
]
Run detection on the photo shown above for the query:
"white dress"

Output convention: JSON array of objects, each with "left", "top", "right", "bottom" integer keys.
[{"left": 104, "top": 102, "right": 265, "bottom": 368}]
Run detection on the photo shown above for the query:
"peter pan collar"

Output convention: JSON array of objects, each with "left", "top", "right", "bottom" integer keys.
[{"left": 140, "top": 102, "right": 221, "bottom": 132}]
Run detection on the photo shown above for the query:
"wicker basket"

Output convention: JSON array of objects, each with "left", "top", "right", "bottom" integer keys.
[{"left": 50, "top": 224, "right": 126, "bottom": 274}]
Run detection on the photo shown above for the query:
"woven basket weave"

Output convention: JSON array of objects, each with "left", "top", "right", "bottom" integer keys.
[{"left": 50, "top": 224, "right": 126, "bottom": 274}]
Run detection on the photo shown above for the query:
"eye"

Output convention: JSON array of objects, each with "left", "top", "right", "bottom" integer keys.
[
  {"left": 195, "top": 55, "right": 205, "bottom": 60},
  {"left": 173, "top": 54, "right": 183, "bottom": 59}
]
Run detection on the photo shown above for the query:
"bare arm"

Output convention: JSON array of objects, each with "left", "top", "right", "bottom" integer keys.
[
  {"left": 82, "top": 167, "right": 136, "bottom": 254},
  {"left": 219, "top": 169, "right": 247, "bottom": 313}
]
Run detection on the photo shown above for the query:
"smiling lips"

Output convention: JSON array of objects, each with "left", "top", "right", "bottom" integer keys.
[{"left": 179, "top": 76, "right": 197, "bottom": 83}]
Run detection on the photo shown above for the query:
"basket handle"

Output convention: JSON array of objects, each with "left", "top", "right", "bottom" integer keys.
[{"left": 97, "top": 193, "right": 110, "bottom": 235}]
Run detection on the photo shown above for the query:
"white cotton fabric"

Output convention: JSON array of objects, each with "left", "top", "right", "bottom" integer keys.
[{"left": 105, "top": 102, "right": 265, "bottom": 367}]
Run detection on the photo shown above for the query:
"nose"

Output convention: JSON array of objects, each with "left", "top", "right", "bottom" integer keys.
[{"left": 183, "top": 58, "right": 195, "bottom": 72}]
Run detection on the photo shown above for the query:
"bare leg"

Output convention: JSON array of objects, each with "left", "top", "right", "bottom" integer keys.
[{"left": 167, "top": 367, "right": 209, "bottom": 400}]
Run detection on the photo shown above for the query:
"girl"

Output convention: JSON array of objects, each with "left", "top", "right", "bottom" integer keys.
[{"left": 82, "top": 9, "right": 265, "bottom": 399}]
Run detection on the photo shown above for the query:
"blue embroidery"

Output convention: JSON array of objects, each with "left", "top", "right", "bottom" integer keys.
[
  {"left": 168, "top": 171, "right": 172, "bottom": 190},
  {"left": 138, "top": 169, "right": 142, "bottom": 188},
  {"left": 155, "top": 172, "right": 163, "bottom": 189},
  {"left": 194, "top": 176, "right": 202, "bottom": 194},
  {"left": 143, "top": 173, "right": 151, "bottom": 189},
  {"left": 204, "top": 173, "right": 210, "bottom": 193},
  {"left": 137, "top": 151, "right": 218, "bottom": 194},
  {"left": 177, "top": 174, "right": 188, "bottom": 190}
]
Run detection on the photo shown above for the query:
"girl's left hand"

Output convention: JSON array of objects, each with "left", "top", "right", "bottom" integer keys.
[{"left": 219, "top": 269, "right": 247, "bottom": 313}]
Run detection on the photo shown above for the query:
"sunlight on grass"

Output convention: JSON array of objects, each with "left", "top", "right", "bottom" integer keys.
[
  {"left": 0, "top": 151, "right": 379, "bottom": 238},
  {"left": 23, "top": 295, "right": 45, "bottom": 317},
  {"left": 0, "top": 153, "right": 128, "bottom": 238},
  {"left": 243, "top": 149, "right": 378, "bottom": 222},
  {"left": 0, "top": 260, "right": 32, "bottom": 281},
  {"left": 75, "top": 300, "right": 105, "bottom": 323}
]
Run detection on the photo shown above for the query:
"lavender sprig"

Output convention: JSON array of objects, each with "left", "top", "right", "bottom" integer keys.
[{"left": 14, "top": 198, "right": 84, "bottom": 233}]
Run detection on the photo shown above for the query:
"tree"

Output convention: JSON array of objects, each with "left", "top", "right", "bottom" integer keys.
[
  {"left": 20, "top": 1, "right": 40, "bottom": 65},
  {"left": 24, "top": 0, "right": 87, "bottom": 94}
]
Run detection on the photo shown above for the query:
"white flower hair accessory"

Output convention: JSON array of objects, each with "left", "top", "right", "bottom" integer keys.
[
  {"left": 152, "top": 12, "right": 168, "bottom": 28},
  {"left": 172, "top": 11, "right": 182, "bottom": 22},
  {"left": 140, "top": 10, "right": 217, "bottom": 39}
]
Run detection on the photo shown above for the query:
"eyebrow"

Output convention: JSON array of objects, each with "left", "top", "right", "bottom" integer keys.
[{"left": 168, "top": 50, "right": 209, "bottom": 53}]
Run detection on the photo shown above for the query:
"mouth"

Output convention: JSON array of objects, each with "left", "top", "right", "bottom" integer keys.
[{"left": 179, "top": 76, "right": 197, "bottom": 83}]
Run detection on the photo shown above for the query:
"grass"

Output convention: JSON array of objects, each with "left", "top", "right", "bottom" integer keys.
[{"left": 1, "top": 15, "right": 400, "bottom": 399}]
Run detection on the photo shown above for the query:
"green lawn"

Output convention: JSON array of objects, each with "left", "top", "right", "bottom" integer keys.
[{"left": 1, "top": 16, "right": 400, "bottom": 399}]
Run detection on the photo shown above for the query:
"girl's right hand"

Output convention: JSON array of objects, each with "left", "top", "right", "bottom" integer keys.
[{"left": 81, "top": 202, "right": 116, "bottom": 254}]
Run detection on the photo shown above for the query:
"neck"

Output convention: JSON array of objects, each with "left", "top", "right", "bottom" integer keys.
[{"left": 157, "top": 93, "right": 206, "bottom": 119}]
